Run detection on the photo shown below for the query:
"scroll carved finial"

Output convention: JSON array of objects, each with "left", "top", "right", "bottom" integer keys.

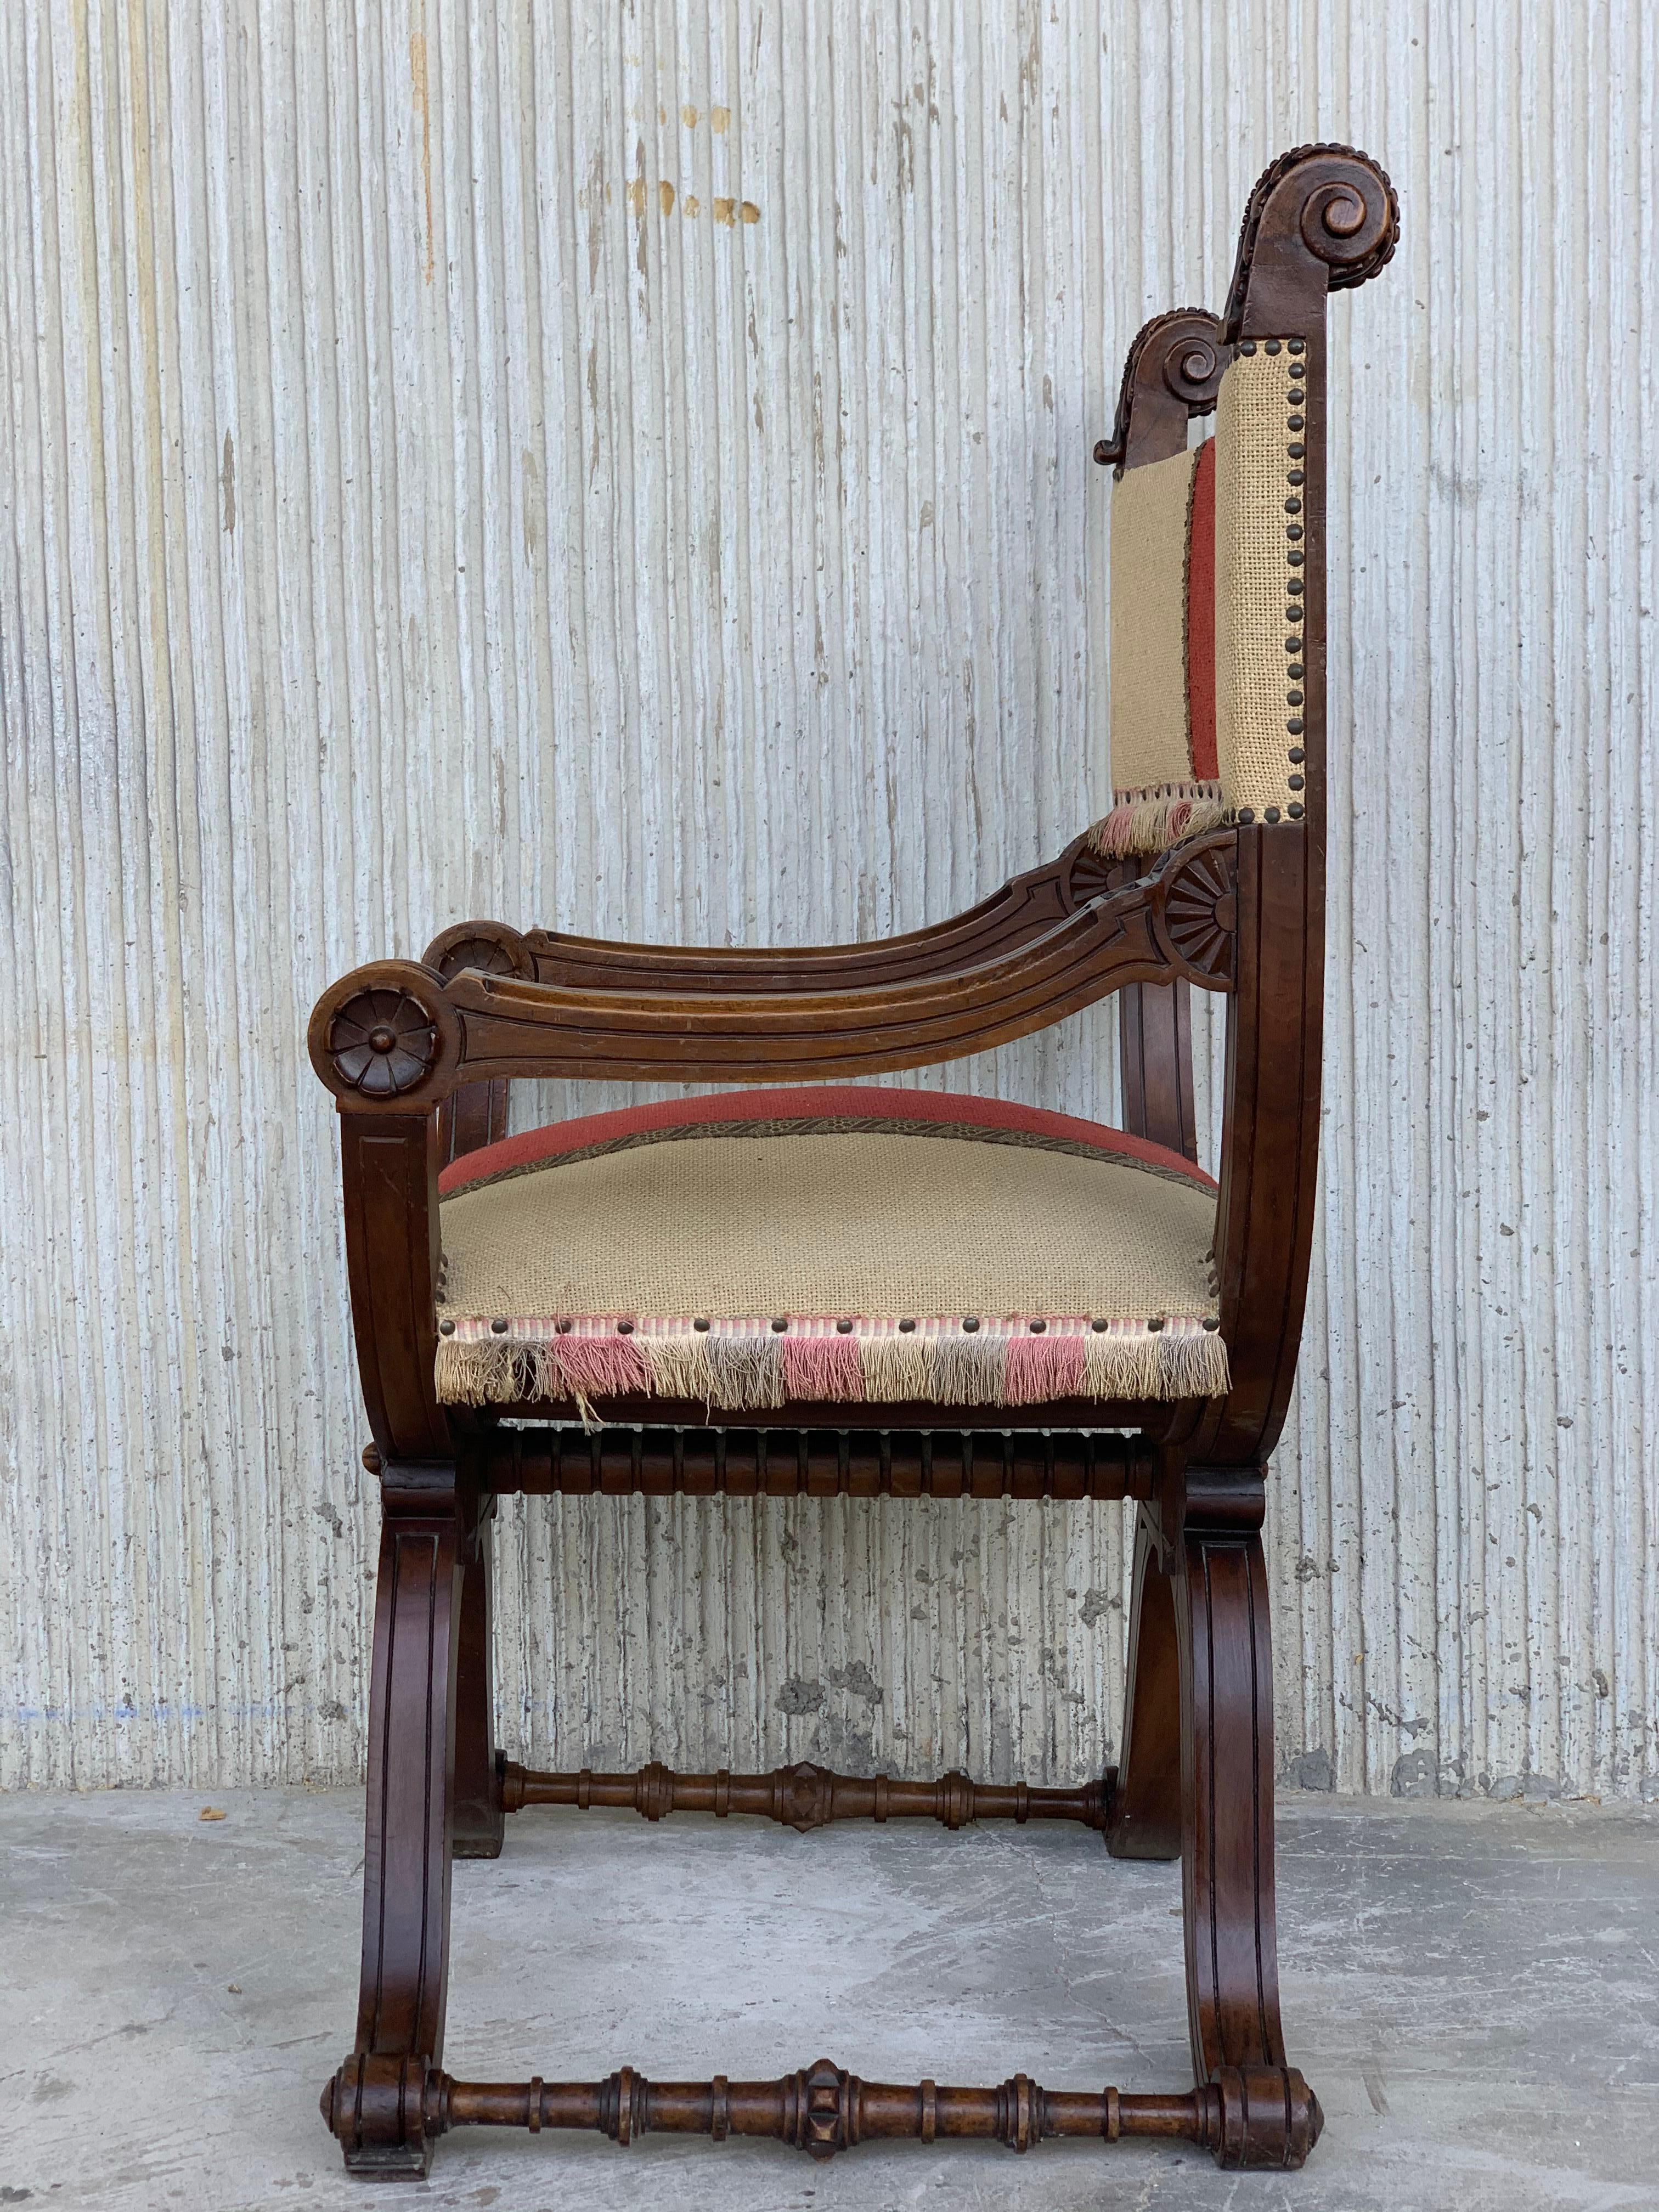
[
  {"left": 308, "top": 960, "right": 459, "bottom": 1108},
  {"left": 1094, "top": 307, "right": 1227, "bottom": 470},
  {"left": 1223, "top": 144, "right": 1399, "bottom": 337}
]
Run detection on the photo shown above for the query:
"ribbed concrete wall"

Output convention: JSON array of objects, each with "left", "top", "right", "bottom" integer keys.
[{"left": 2, "top": 2, "right": 1654, "bottom": 1801}]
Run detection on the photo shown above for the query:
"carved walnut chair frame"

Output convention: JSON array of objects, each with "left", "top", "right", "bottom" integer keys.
[{"left": 307, "top": 146, "right": 1397, "bottom": 2176}]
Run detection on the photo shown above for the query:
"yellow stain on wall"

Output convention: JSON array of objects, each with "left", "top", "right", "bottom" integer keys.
[
  {"left": 658, "top": 180, "right": 676, "bottom": 216},
  {"left": 710, "top": 105, "right": 731, "bottom": 133}
]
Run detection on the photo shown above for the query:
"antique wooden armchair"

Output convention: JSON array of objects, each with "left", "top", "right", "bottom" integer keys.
[{"left": 308, "top": 144, "right": 1397, "bottom": 2177}]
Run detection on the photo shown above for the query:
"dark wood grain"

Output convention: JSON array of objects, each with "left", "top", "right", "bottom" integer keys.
[{"left": 311, "top": 145, "right": 1396, "bottom": 2181}]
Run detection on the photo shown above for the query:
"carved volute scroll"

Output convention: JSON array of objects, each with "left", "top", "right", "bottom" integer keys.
[
  {"left": 309, "top": 961, "right": 460, "bottom": 1111},
  {"left": 1094, "top": 307, "right": 1228, "bottom": 472},
  {"left": 1222, "top": 144, "right": 1398, "bottom": 341}
]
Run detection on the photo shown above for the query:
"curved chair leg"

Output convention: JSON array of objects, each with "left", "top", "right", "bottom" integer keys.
[
  {"left": 453, "top": 1497, "right": 505, "bottom": 1859},
  {"left": 1105, "top": 1504, "right": 1182, "bottom": 1859},
  {"left": 324, "top": 1474, "right": 462, "bottom": 2176},
  {"left": 1175, "top": 1477, "right": 1323, "bottom": 2169}
]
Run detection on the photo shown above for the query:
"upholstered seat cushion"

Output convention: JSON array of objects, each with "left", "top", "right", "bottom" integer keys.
[{"left": 433, "top": 1085, "right": 1226, "bottom": 1412}]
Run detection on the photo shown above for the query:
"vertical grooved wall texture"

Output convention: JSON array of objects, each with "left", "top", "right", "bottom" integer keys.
[{"left": 2, "top": 2, "right": 1655, "bottom": 1801}]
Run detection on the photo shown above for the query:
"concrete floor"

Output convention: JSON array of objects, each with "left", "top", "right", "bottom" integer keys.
[{"left": 1, "top": 1791, "right": 1655, "bottom": 2211}]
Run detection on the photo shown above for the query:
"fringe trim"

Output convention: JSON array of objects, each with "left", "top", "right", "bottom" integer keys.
[
  {"left": 1087, "top": 781, "right": 1226, "bottom": 860},
  {"left": 434, "top": 1313, "right": 1229, "bottom": 1419}
]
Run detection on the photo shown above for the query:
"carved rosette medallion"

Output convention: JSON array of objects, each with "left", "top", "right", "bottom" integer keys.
[
  {"left": 1152, "top": 835, "right": 1238, "bottom": 987},
  {"left": 327, "top": 988, "right": 440, "bottom": 1098},
  {"left": 423, "top": 918, "right": 534, "bottom": 983}
]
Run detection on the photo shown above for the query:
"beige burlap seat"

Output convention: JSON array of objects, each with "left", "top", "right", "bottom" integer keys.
[{"left": 432, "top": 1082, "right": 1226, "bottom": 1412}]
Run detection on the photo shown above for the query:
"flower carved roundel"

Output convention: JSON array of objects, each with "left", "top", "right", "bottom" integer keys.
[{"left": 327, "top": 988, "right": 439, "bottom": 1099}]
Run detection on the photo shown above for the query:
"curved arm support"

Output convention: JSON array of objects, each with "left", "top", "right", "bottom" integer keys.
[
  {"left": 312, "top": 834, "right": 1237, "bottom": 1108},
  {"left": 426, "top": 834, "right": 1114, "bottom": 1001}
]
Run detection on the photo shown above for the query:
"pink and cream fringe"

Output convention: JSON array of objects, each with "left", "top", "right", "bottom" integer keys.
[
  {"left": 434, "top": 1312, "right": 1229, "bottom": 1420},
  {"left": 1088, "top": 780, "right": 1226, "bottom": 860}
]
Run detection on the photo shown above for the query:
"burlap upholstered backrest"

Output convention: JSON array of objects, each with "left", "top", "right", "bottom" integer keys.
[{"left": 1099, "top": 335, "right": 1308, "bottom": 855}]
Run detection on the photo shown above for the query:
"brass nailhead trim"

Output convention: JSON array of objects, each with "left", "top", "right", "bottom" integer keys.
[
  {"left": 899, "top": 1318, "right": 917, "bottom": 1333},
  {"left": 770, "top": 1317, "right": 788, "bottom": 1332},
  {"left": 836, "top": 1318, "right": 854, "bottom": 1334},
  {"left": 693, "top": 1317, "right": 711, "bottom": 1330},
  {"left": 617, "top": 1320, "right": 634, "bottom": 1335},
  {"left": 555, "top": 1318, "right": 573, "bottom": 1334},
  {"left": 490, "top": 1317, "right": 509, "bottom": 1334},
  {"left": 962, "top": 1316, "right": 981, "bottom": 1333},
  {"left": 1029, "top": 1318, "right": 1047, "bottom": 1334}
]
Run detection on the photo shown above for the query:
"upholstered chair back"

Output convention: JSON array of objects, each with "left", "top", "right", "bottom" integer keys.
[{"left": 1099, "top": 336, "right": 1310, "bottom": 856}]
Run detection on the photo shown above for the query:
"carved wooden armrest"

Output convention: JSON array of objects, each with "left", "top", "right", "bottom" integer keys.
[
  {"left": 421, "top": 831, "right": 1124, "bottom": 1001},
  {"left": 310, "top": 832, "right": 1237, "bottom": 1109}
]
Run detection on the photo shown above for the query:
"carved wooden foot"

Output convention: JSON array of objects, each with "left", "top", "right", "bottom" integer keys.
[
  {"left": 1174, "top": 1468, "right": 1323, "bottom": 2169},
  {"left": 341, "top": 1468, "right": 462, "bottom": 2175},
  {"left": 452, "top": 1499, "right": 504, "bottom": 1859}
]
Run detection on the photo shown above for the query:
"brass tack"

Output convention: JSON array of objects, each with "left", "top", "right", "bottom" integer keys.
[
  {"left": 1288, "top": 717, "right": 1305, "bottom": 733},
  {"left": 1288, "top": 578, "right": 1305, "bottom": 594},
  {"left": 1285, "top": 498, "right": 1302, "bottom": 514},
  {"left": 1287, "top": 690, "right": 1304, "bottom": 706},
  {"left": 1288, "top": 549, "right": 1306, "bottom": 565},
  {"left": 1265, "top": 806, "right": 1282, "bottom": 822},
  {"left": 899, "top": 1318, "right": 917, "bottom": 1334},
  {"left": 693, "top": 1317, "right": 711, "bottom": 1331},
  {"left": 1237, "top": 807, "right": 1255, "bottom": 823},
  {"left": 1239, "top": 338, "right": 1257, "bottom": 354},
  {"left": 1029, "top": 1318, "right": 1047, "bottom": 1334},
  {"left": 1287, "top": 526, "right": 1305, "bottom": 543},
  {"left": 1288, "top": 802, "right": 1305, "bottom": 818},
  {"left": 1203, "top": 1315, "right": 1222, "bottom": 1331},
  {"left": 490, "top": 1318, "right": 509, "bottom": 1335},
  {"left": 1288, "top": 746, "right": 1306, "bottom": 762},
  {"left": 962, "top": 1316, "right": 981, "bottom": 1333},
  {"left": 1288, "top": 775, "right": 1305, "bottom": 790},
  {"left": 1289, "top": 662, "right": 1306, "bottom": 678},
  {"left": 1289, "top": 441, "right": 1306, "bottom": 458},
  {"left": 1289, "top": 336, "right": 1306, "bottom": 353},
  {"left": 555, "top": 1318, "right": 573, "bottom": 1334},
  {"left": 1288, "top": 469, "right": 1305, "bottom": 485},
  {"left": 439, "top": 1319, "right": 455, "bottom": 1336},
  {"left": 1090, "top": 1318, "right": 1108, "bottom": 1333},
  {"left": 1265, "top": 338, "right": 1282, "bottom": 353},
  {"left": 617, "top": 1319, "right": 634, "bottom": 1335},
  {"left": 1147, "top": 1316, "right": 1165, "bottom": 1333},
  {"left": 1288, "top": 414, "right": 1305, "bottom": 431},
  {"left": 836, "top": 1318, "right": 854, "bottom": 1334},
  {"left": 770, "top": 1317, "right": 788, "bottom": 1333}
]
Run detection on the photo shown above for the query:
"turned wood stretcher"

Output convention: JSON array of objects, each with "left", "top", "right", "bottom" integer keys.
[{"left": 306, "top": 143, "right": 1398, "bottom": 2176}]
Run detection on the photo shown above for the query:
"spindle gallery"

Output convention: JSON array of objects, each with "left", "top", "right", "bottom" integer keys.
[{"left": 307, "top": 144, "right": 1399, "bottom": 2175}]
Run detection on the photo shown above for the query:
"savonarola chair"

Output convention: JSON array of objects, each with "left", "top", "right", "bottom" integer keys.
[{"left": 308, "top": 144, "right": 1398, "bottom": 2177}]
